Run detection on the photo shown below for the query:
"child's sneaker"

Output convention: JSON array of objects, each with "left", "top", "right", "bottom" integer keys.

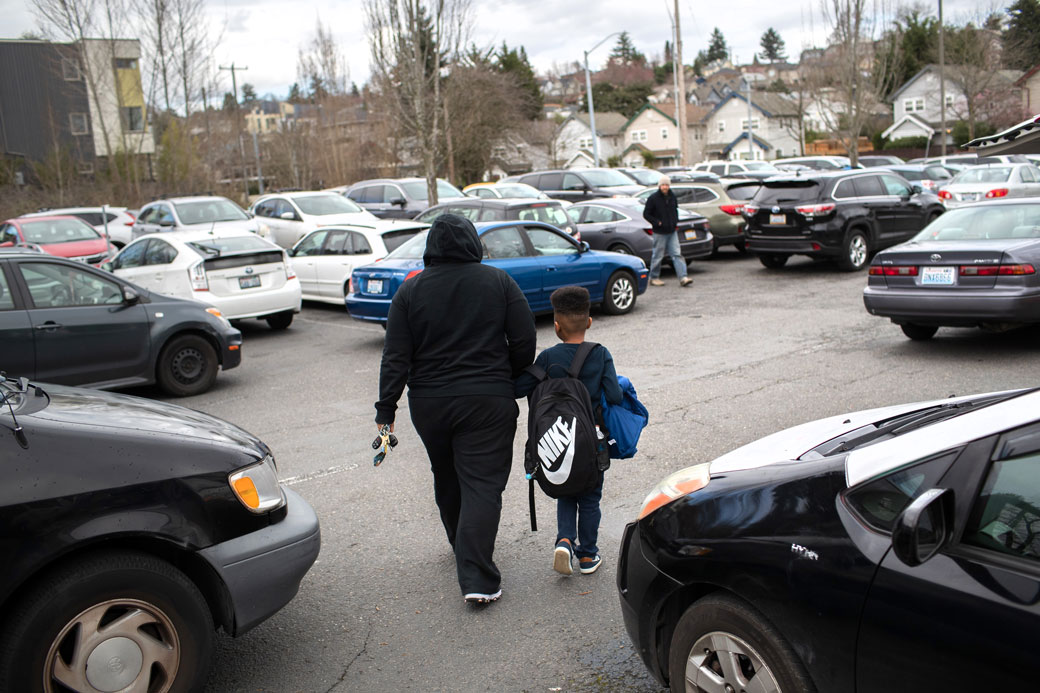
[
  {"left": 553, "top": 538, "right": 573, "bottom": 575},
  {"left": 578, "top": 555, "right": 602, "bottom": 574}
]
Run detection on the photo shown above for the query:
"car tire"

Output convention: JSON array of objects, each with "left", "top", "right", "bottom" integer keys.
[
  {"left": 266, "top": 310, "right": 294, "bottom": 330},
  {"left": 838, "top": 229, "right": 870, "bottom": 271},
  {"left": 608, "top": 243, "right": 632, "bottom": 255},
  {"left": 758, "top": 253, "right": 789, "bottom": 269},
  {"left": 668, "top": 594, "right": 815, "bottom": 693},
  {"left": 602, "top": 271, "right": 637, "bottom": 315},
  {"left": 901, "top": 323, "right": 939, "bottom": 341},
  {"left": 0, "top": 550, "right": 213, "bottom": 693},
  {"left": 157, "top": 334, "right": 219, "bottom": 397}
]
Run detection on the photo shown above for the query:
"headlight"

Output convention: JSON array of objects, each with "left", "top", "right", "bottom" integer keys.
[
  {"left": 205, "top": 307, "right": 231, "bottom": 327},
  {"left": 638, "top": 463, "right": 711, "bottom": 519},
  {"left": 229, "top": 455, "right": 284, "bottom": 513}
]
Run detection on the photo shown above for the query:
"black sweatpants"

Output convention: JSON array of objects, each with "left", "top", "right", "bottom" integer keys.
[{"left": 408, "top": 394, "right": 519, "bottom": 596}]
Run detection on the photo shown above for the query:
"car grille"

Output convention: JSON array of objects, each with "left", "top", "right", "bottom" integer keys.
[{"left": 73, "top": 253, "right": 108, "bottom": 264}]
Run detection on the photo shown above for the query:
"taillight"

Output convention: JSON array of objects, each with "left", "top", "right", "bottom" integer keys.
[
  {"left": 283, "top": 253, "right": 296, "bottom": 280},
  {"left": 794, "top": 203, "right": 836, "bottom": 216},
  {"left": 744, "top": 204, "right": 759, "bottom": 216},
  {"left": 188, "top": 262, "right": 208, "bottom": 291},
  {"left": 405, "top": 269, "right": 423, "bottom": 281},
  {"left": 124, "top": 212, "right": 136, "bottom": 226},
  {"left": 719, "top": 204, "right": 744, "bottom": 215},
  {"left": 643, "top": 227, "right": 654, "bottom": 236},
  {"left": 938, "top": 190, "right": 952, "bottom": 200},
  {"left": 985, "top": 188, "right": 1009, "bottom": 199},
  {"left": 959, "top": 264, "right": 1034, "bottom": 276},
  {"left": 1000, "top": 264, "right": 1036, "bottom": 275},
  {"left": 348, "top": 277, "right": 354, "bottom": 294},
  {"left": 869, "top": 265, "right": 919, "bottom": 276}
]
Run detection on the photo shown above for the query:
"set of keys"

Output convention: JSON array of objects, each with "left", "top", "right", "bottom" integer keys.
[{"left": 371, "top": 424, "right": 399, "bottom": 466}]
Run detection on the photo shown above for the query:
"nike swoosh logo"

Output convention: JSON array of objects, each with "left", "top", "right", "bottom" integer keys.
[{"left": 542, "top": 417, "right": 576, "bottom": 485}]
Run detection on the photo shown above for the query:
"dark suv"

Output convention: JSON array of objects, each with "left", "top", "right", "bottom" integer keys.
[
  {"left": 413, "top": 198, "right": 577, "bottom": 236},
  {"left": 744, "top": 170, "right": 944, "bottom": 270},
  {"left": 515, "top": 168, "right": 643, "bottom": 202}
]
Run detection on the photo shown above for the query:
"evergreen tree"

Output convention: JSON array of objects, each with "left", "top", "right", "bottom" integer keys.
[
  {"left": 664, "top": 40, "right": 672, "bottom": 64},
  {"left": 1005, "top": 0, "right": 1040, "bottom": 70},
  {"left": 240, "top": 83, "right": 258, "bottom": 104},
  {"left": 759, "top": 28, "right": 787, "bottom": 63},
  {"left": 581, "top": 82, "right": 653, "bottom": 118},
  {"left": 287, "top": 82, "right": 303, "bottom": 103},
  {"left": 893, "top": 8, "right": 938, "bottom": 89},
  {"left": 496, "top": 42, "right": 543, "bottom": 120},
  {"left": 706, "top": 28, "right": 728, "bottom": 63},
  {"left": 609, "top": 31, "right": 645, "bottom": 65}
]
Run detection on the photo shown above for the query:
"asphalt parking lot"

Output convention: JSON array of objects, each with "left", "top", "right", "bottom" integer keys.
[{"left": 163, "top": 251, "right": 1040, "bottom": 692}]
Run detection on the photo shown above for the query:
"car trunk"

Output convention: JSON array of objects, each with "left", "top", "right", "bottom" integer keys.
[
  {"left": 203, "top": 250, "right": 287, "bottom": 298},
  {"left": 874, "top": 241, "right": 1009, "bottom": 289},
  {"left": 747, "top": 180, "right": 821, "bottom": 236}
]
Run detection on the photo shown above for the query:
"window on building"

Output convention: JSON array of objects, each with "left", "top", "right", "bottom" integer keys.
[
  {"left": 578, "top": 137, "right": 593, "bottom": 149},
  {"left": 62, "top": 58, "right": 81, "bottom": 81},
  {"left": 69, "top": 113, "right": 89, "bottom": 136},
  {"left": 661, "top": 128, "right": 669, "bottom": 139},
  {"left": 904, "top": 97, "right": 925, "bottom": 113},
  {"left": 945, "top": 94, "right": 954, "bottom": 109},
  {"left": 740, "top": 118, "right": 761, "bottom": 130},
  {"left": 114, "top": 58, "right": 138, "bottom": 70},
  {"left": 630, "top": 129, "right": 648, "bottom": 143},
  {"left": 77, "top": 162, "right": 94, "bottom": 175},
  {"left": 718, "top": 120, "right": 726, "bottom": 132},
  {"left": 122, "top": 107, "right": 144, "bottom": 132}
]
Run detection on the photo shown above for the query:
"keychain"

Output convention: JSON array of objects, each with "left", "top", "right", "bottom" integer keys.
[{"left": 372, "top": 424, "right": 399, "bottom": 466}]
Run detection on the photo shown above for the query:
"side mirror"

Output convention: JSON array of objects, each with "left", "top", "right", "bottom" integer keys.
[
  {"left": 287, "top": 247, "right": 297, "bottom": 257},
  {"left": 280, "top": 211, "right": 298, "bottom": 221},
  {"left": 158, "top": 218, "right": 174, "bottom": 227},
  {"left": 122, "top": 286, "right": 140, "bottom": 305},
  {"left": 579, "top": 240, "right": 590, "bottom": 253},
  {"left": 390, "top": 197, "right": 407, "bottom": 207},
  {"left": 892, "top": 488, "right": 954, "bottom": 567},
  {"left": 911, "top": 184, "right": 923, "bottom": 195}
]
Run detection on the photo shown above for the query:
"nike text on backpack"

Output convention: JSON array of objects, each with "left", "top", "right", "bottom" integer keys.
[{"left": 523, "top": 342, "right": 609, "bottom": 530}]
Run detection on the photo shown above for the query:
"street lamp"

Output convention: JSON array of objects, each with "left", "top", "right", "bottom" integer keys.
[{"left": 584, "top": 32, "right": 622, "bottom": 167}]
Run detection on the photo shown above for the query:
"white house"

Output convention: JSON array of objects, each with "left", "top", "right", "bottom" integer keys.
[
  {"left": 701, "top": 91, "right": 801, "bottom": 161},
  {"left": 552, "top": 111, "right": 626, "bottom": 168},
  {"left": 618, "top": 103, "right": 711, "bottom": 168}
]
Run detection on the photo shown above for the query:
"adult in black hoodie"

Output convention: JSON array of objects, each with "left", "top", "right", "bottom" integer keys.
[{"left": 376, "top": 213, "right": 536, "bottom": 603}]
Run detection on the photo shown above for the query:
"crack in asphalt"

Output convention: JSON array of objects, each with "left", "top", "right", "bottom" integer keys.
[{"left": 324, "top": 622, "right": 372, "bottom": 693}]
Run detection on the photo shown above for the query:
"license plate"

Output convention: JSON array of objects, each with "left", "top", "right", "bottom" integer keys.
[
  {"left": 960, "top": 193, "right": 978, "bottom": 201},
  {"left": 238, "top": 275, "right": 261, "bottom": 289},
  {"left": 921, "top": 266, "right": 956, "bottom": 286},
  {"left": 367, "top": 279, "right": 384, "bottom": 294},
  {"left": 769, "top": 214, "right": 786, "bottom": 226},
  {"left": 684, "top": 230, "right": 699, "bottom": 240}
]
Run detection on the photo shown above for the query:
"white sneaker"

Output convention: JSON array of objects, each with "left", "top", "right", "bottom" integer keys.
[{"left": 464, "top": 589, "right": 502, "bottom": 605}]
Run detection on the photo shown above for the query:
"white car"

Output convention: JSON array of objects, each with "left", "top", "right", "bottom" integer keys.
[
  {"left": 132, "top": 196, "right": 260, "bottom": 240},
  {"left": 289, "top": 221, "right": 428, "bottom": 304},
  {"left": 250, "top": 191, "right": 379, "bottom": 249},
  {"left": 106, "top": 230, "right": 302, "bottom": 329},
  {"left": 937, "top": 163, "right": 1040, "bottom": 208},
  {"left": 692, "top": 161, "right": 778, "bottom": 176},
  {"left": 20, "top": 206, "right": 137, "bottom": 247}
]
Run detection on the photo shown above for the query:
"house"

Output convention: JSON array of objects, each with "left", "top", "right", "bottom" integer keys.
[
  {"left": 690, "top": 68, "right": 744, "bottom": 108},
  {"left": 618, "top": 103, "right": 711, "bottom": 168},
  {"left": 1016, "top": 64, "right": 1040, "bottom": 115},
  {"left": 552, "top": 111, "right": 627, "bottom": 169},
  {"left": 701, "top": 91, "right": 801, "bottom": 161},
  {"left": 0, "top": 38, "right": 155, "bottom": 177}
]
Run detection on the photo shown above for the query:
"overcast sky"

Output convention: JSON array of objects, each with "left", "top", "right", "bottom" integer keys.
[{"left": 2, "top": 0, "right": 1001, "bottom": 100}]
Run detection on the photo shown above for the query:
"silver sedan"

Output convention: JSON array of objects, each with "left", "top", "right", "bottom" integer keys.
[{"left": 938, "top": 163, "right": 1040, "bottom": 208}]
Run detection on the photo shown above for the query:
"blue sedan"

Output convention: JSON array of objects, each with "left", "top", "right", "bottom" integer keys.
[{"left": 346, "top": 221, "right": 649, "bottom": 324}]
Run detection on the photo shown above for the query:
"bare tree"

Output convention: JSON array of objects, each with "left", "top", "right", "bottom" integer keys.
[
  {"left": 945, "top": 21, "right": 1018, "bottom": 139},
  {"left": 365, "top": 0, "right": 472, "bottom": 204}
]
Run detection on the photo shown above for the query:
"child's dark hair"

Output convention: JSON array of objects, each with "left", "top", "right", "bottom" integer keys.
[{"left": 551, "top": 286, "right": 590, "bottom": 335}]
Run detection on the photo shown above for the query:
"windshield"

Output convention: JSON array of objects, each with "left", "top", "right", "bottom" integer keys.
[
  {"left": 951, "top": 167, "right": 1013, "bottom": 185},
  {"left": 625, "top": 169, "right": 662, "bottom": 186},
  {"left": 401, "top": 180, "right": 465, "bottom": 201},
  {"left": 386, "top": 230, "right": 429, "bottom": 259},
  {"left": 582, "top": 169, "right": 637, "bottom": 187},
  {"left": 188, "top": 235, "right": 275, "bottom": 256},
  {"left": 742, "top": 162, "right": 775, "bottom": 171},
  {"left": 753, "top": 181, "right": 821, "bottom": 204},
  {"left": 911, "top": 204, "right": 1040, "bottom": 242},
  {"left": 174, "top": 199, "right": 249, "bottom": 224},
  {"left": 292, "top": 194, "right": 364, "bottom": 215},
  {"left": 19, "top": 218, "right": 100, "bottom": 244},
  {"left": 513, "top": 203, "right": 571, "bottom": 228},
  {"left": 494, "top": 184, "right": 541, "bottom": 198}
]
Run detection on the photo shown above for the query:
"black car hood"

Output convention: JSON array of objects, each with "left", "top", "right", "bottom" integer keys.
[{"left": 28, "top": 384, "right": 268, "bottom": 457}]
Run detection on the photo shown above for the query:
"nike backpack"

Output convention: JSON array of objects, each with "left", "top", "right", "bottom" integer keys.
[{"left": 523, "top": 342, "right": 608, "bottom": 530}]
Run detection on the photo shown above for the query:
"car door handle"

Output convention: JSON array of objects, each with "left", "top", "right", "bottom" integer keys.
[
  {"left": 35, "top": 321, "right": 62, "bottom": 331},
  {"left": 545, "top": 266, "right": 557, "bottom": 271}
]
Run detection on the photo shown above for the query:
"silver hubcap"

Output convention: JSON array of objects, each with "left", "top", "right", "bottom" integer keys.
[
  {"left": 685, "top": 631, "right": 780, "bottom": 693},
  {"left": 46, "top": 599, "right": 180, "bottom": 693},
  {"left": 611, "top": 277, "right": 634, "bottom": 310},
  {"left": 848, "top": 235, "right": 867, "bottom": 267}
]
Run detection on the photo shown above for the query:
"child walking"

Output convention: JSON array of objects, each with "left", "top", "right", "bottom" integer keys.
[{"left": 515, "top": 286, "right": 623, "bottom": 575}]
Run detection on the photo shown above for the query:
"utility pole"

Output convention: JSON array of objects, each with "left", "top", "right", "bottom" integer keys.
[
  {"left": 219, "top": 62, "right": 249, "bottom": 201},
  {"left": 583, "top": 33, "right": 622, "bottom": 167},
  {"left": 665, "top": 2, "right": 681, "bottom": 163},
  {"left": 938, "top": 0, "right": 947, "bottom": 157},
  {"left": 746, "top": 76, "right": 754, "bottom": 160},
  {"left": 674, "top": 0, "right": 688, "bottom": 166},
  {"left": 252, "top": 131, "right": 264, "bottom": 195}
]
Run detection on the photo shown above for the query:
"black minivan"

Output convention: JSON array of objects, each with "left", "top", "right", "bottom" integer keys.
[{"left": 744, "top": 170, "right": 944, "bottom": 271}]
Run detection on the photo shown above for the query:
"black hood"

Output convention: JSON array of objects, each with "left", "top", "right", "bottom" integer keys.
[{"left": 423, "top": 213, "right": 482, "bottom": 265}]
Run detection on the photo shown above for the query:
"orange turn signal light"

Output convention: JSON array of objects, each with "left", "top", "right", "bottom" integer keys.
[{"left": 232, "top": 477, "right": 260, "bottom": 509}]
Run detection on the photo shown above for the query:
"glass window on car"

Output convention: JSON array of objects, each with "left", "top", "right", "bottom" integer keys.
[
  {"left": 385, "top": 230, "right": 428, "bottom": 260},
  {"left": 380, "top": 227, "right": 423, "bottom": 253},
  {"left": 877, "top": 175, "right": 910, "bottom": 196},
  {"left": 449, "top": 205, "right": 481, "bottom": 221},
  {"left": 478, "top": 206, "right": 506, "bottom": 221},
  {"left": 19, "top": 218, "right": 100, "bottom": 244},
  {"left": 75, "top": 212, "right": 104, "bottom": 226},
  {"left": 513, "top": 203, "right": 571, "bottom": 228},
  {"left": 294, "top": 231, "right": 328, "bottom": 256},
  {"left": 963, "top": 452, "right": 1040, "bottom": 563},
  {"left": 325, "top": 231, "right": 352, "bottom": 255},
  {"left": 174, "top": 199, "right": 249, "bottom": 225},
  {"left": 833, "top": 179, "right": 857, "bottom": 199},
  {"left": 349, "top": 232, "right": 372, "bottom": 255},
  {"left": 581, "top": 206, "right": 623, "bottom": 224},
  {"left": 473, "top": 187, "right": 495, "bottom": 199},
  {"left": 844, "top": 450, "right": 960, "bottom": 532},
  {"left": 526, "top": 226, "right": 577, "bottom": 256},
  {"left": 925, "top": 166, "right": 951, "bottom": 180},
  {"left": 0, "top": 268, "right": 15, "bottom": 310},
  {"left": 709, "top": 164, "right": 727, "bottom": 176},
  {"left": 112, "top": 240, "right": 148, "bottom": 269},
  {"left": 912, "top": 203, "right": 1040, "bottom": 241},
  {"left": 754, "top": 182, "right": 821, "bottom": 204},
  {"left": 144, "top": 239, "right": 177, "bottom": 265},
  {"left": 156, "top": 205, "right": 176, "bottom": 225},
  {"left": 271, "top": 199, "right": 297, "bottom": 220},
  {"left": 292, "top": 194, "right": 364, "bottom": 216},
  {"left": 253, "top": 200, "right": 273, "bottom": 217},
  {"left": 725, "top": 183, "right": 761, "bottom": 201},
  {"left": 19, "top": 262, "right": 124, "bottom": 308},
  {"left": 1019, "top": 167, "right": 1038, "bottom": 183},
  {"left": 187, "top": 235, "right": 274, "bottom": 256},
  {"left": 539, "top": 173, "right": 563, "bottom": 189},
  {"left": 853, "top": 176, "right": 885, "bottom": 197},
  {"left": 481, "top": 226, "right": 529, "bottom": 259},
  {"left": 951, "top": 167, "right": 1014, "bottom": 185},
  {"left": 562, "top": 173, "right": 585, "bottom": 191},
  {"left": 0, "top": 223, "right": 19, "bottom": 245},
  {"left": 357, "top": 186, "right": 385, "bottom": 204}
]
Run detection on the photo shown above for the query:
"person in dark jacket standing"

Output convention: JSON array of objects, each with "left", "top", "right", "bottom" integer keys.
[
  {"left": 642, "top": 176, "right": 692, "bottom": 287},
  {"left": 375, "top": 214, "right": 537, "bottom": 605}
]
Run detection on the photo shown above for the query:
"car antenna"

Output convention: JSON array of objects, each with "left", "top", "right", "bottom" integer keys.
[{"left": 0, "top": 372, "right": 29, "bottom": 449}]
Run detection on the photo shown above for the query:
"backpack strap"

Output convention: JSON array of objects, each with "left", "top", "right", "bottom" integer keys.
[
  {"left": 524, "top": 362, "right": 547, "bottom": 382},
  {"left": 528, "top": 477, "right": 538, "bottom": 532},
  {"left": 567, "top": 342, "right": 599, "bottom": 379}
]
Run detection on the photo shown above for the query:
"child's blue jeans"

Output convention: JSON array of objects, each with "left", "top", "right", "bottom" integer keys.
[{"left": 556, "top": 475, "right": 604, "bottom": 559}]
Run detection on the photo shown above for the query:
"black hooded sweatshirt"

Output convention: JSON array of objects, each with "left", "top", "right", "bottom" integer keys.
[{"left": 375, "top": 214, "right": 537, "bottom": 424}]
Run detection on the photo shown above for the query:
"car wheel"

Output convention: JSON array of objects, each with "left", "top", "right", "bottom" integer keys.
[
  {"left": 0, "top": 550, "right": 213, "bottom": 693},
  {"left": 157, "top": 334, "right": 218, "bottom": 397},
  {"left": 266, "top": 310, "right": 294, "bottom": 330},
  {"left": 758, "top": 253, "right": 789, "bottom": 269},
  {"left": 901, "top": 323, "right": 939, "bottom": 341},
  {"left": 608, "top": 243, "right": 631, "bottom": 255},
  {"left": 602, "top": 271, "right": 636, "bottom": 315},
  {"left": 668, "top": 594, "right": 814, "bottom": 693},
  {"left": 838, "top": 229, "right": 870, "bottom": 271}
]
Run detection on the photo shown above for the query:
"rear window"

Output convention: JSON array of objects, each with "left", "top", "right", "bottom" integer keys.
[
  {"left": 911, "top": 204, "right": 1040, "bottom": 242},
  {"left": 893, "top": 169, "right": 924, "bottom": 181},
  {"left": 952, "top": 167, "right": 1013, "bottom": 184},
  {"left": 511, "top": 203, "right": 570, "bottom": 228},
  {"left": 725, "top": 183, "right": 761, "bottom": 201},
  {"left": 381, "top": 227, "right": 426, "bottom": 253},
  {"left": 386, "top": 230, "right": 428, "bottom": 259},
  {"left": 753, "top": 181, "right": 821, "bottom": 204},
  {"left": 188, "top": 235, "right": 274, "bottom": 255},
  {"left": 174, "top": 199, "right": 249, "bottom": 224},
  {"left": 292, "top": 194, "right": 364, "bottom": 215}
]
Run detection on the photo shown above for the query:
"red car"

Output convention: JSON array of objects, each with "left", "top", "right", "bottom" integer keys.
[{"left": 0, "top": 215, "right": 113, "bottom": 266}]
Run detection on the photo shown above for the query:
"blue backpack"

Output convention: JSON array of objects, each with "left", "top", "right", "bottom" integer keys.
[{"left": 600, "top": 375, "right": 648, "bottom": 459}]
